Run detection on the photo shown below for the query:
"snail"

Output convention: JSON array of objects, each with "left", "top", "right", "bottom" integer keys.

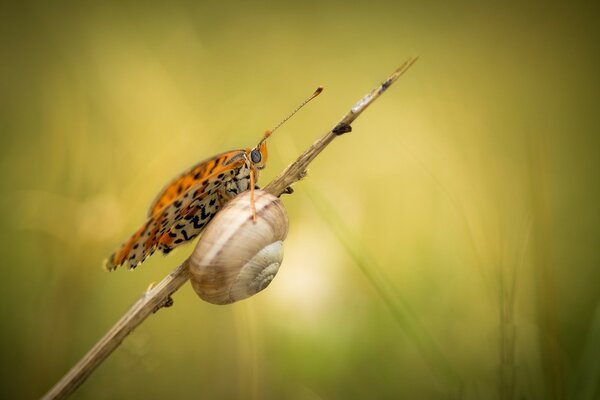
[{"left": 189, "top": 190, "right": 288, "bottom": 305}]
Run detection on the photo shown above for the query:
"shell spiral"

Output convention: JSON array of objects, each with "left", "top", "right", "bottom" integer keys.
[{"left": 189, "top": 190, "right": 288, "bottom": 305}]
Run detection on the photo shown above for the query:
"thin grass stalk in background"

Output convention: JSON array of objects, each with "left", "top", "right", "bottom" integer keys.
[
  {"left": 568, "top": 300, "right": 600, "bottom": 400},
  {"left": 528, "top": 132, "right": 564, "bottom": 399},
  {"left": 498, "top": 219, "right": 532, "bottom": 400},
  {"left": 498, "top": 259, "right": 516, "bottom": 400},
  {"left": 304, "top": 185, "right": 461, "bottom": 390},
  {"left": 396, "top": 143, "right": 496, "bottom": 303}
]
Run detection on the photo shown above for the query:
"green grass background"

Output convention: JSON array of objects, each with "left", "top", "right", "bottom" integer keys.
[{"left": 1, "top": 1, "right": 599, "bottom": 399}]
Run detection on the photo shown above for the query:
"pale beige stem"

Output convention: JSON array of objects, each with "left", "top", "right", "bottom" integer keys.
[{"left": 42, "top": 57, "right": 418, "bottom": 400}]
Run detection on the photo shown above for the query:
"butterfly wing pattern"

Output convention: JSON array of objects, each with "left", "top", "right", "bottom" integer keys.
[{"left": 105, "top": 150, "right": 255, "bottom": 271}]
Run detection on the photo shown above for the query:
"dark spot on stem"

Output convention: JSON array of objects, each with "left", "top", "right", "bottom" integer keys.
[
  {"left": 333, "top": 123, "right": 352, "bottom": 135},
  {"left": 381, "top": 78, "right": 392, "bottom": 91}
]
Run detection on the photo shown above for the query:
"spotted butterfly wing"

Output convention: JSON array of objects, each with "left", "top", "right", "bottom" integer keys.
[
  {"left": 105, "top": 151, "right": 250, "bottom": 270},
  {"left": 147, "top": 152, "right": 237, "bottom": 217}
]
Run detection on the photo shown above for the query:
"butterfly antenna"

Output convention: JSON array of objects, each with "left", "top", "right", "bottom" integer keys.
[{"left": 262, "top": 86, "right": 323, "bottom": 141}]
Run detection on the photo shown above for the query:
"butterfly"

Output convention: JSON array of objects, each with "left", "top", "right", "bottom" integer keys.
[{"left": 105, "top": 87, "right": 322, "bottom": 271}]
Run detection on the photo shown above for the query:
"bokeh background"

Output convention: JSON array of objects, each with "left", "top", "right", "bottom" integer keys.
[{"left": 1, "top": 1, "right": 599, "bottom": 399}]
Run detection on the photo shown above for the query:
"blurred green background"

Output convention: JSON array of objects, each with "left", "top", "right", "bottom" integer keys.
[{"left": 1, "top": 0, "right": 599, "bottom": 399}]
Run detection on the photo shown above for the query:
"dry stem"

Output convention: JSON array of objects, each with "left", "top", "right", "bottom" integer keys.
[{"left": 42, "top": 57, "right": 418, "bottom": 400}]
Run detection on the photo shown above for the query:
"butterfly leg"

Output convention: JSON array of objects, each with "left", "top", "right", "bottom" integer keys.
[{"left": 250, "top": 168, "right": 257, "bottom": 222}]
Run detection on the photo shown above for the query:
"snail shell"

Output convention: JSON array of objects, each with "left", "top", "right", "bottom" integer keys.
[{"left": 189, "top": 190, "right": 288, "bottom": 305}]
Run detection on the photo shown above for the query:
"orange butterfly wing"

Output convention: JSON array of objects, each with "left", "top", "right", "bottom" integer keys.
[
  {"left": 148, "top": 151, "right": 243, "bottom": 217},
  {"left": 105, "top": 150, "right": 247, "bottom": 270}
]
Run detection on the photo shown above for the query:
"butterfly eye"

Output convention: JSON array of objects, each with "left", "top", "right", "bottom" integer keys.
[{"left": 250, "top": 149, "right": 262, "bottom": 163}]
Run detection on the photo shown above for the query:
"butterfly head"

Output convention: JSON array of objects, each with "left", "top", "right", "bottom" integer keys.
[{"left": 249, "top": 131, "right": 270, "bottom": 170}]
